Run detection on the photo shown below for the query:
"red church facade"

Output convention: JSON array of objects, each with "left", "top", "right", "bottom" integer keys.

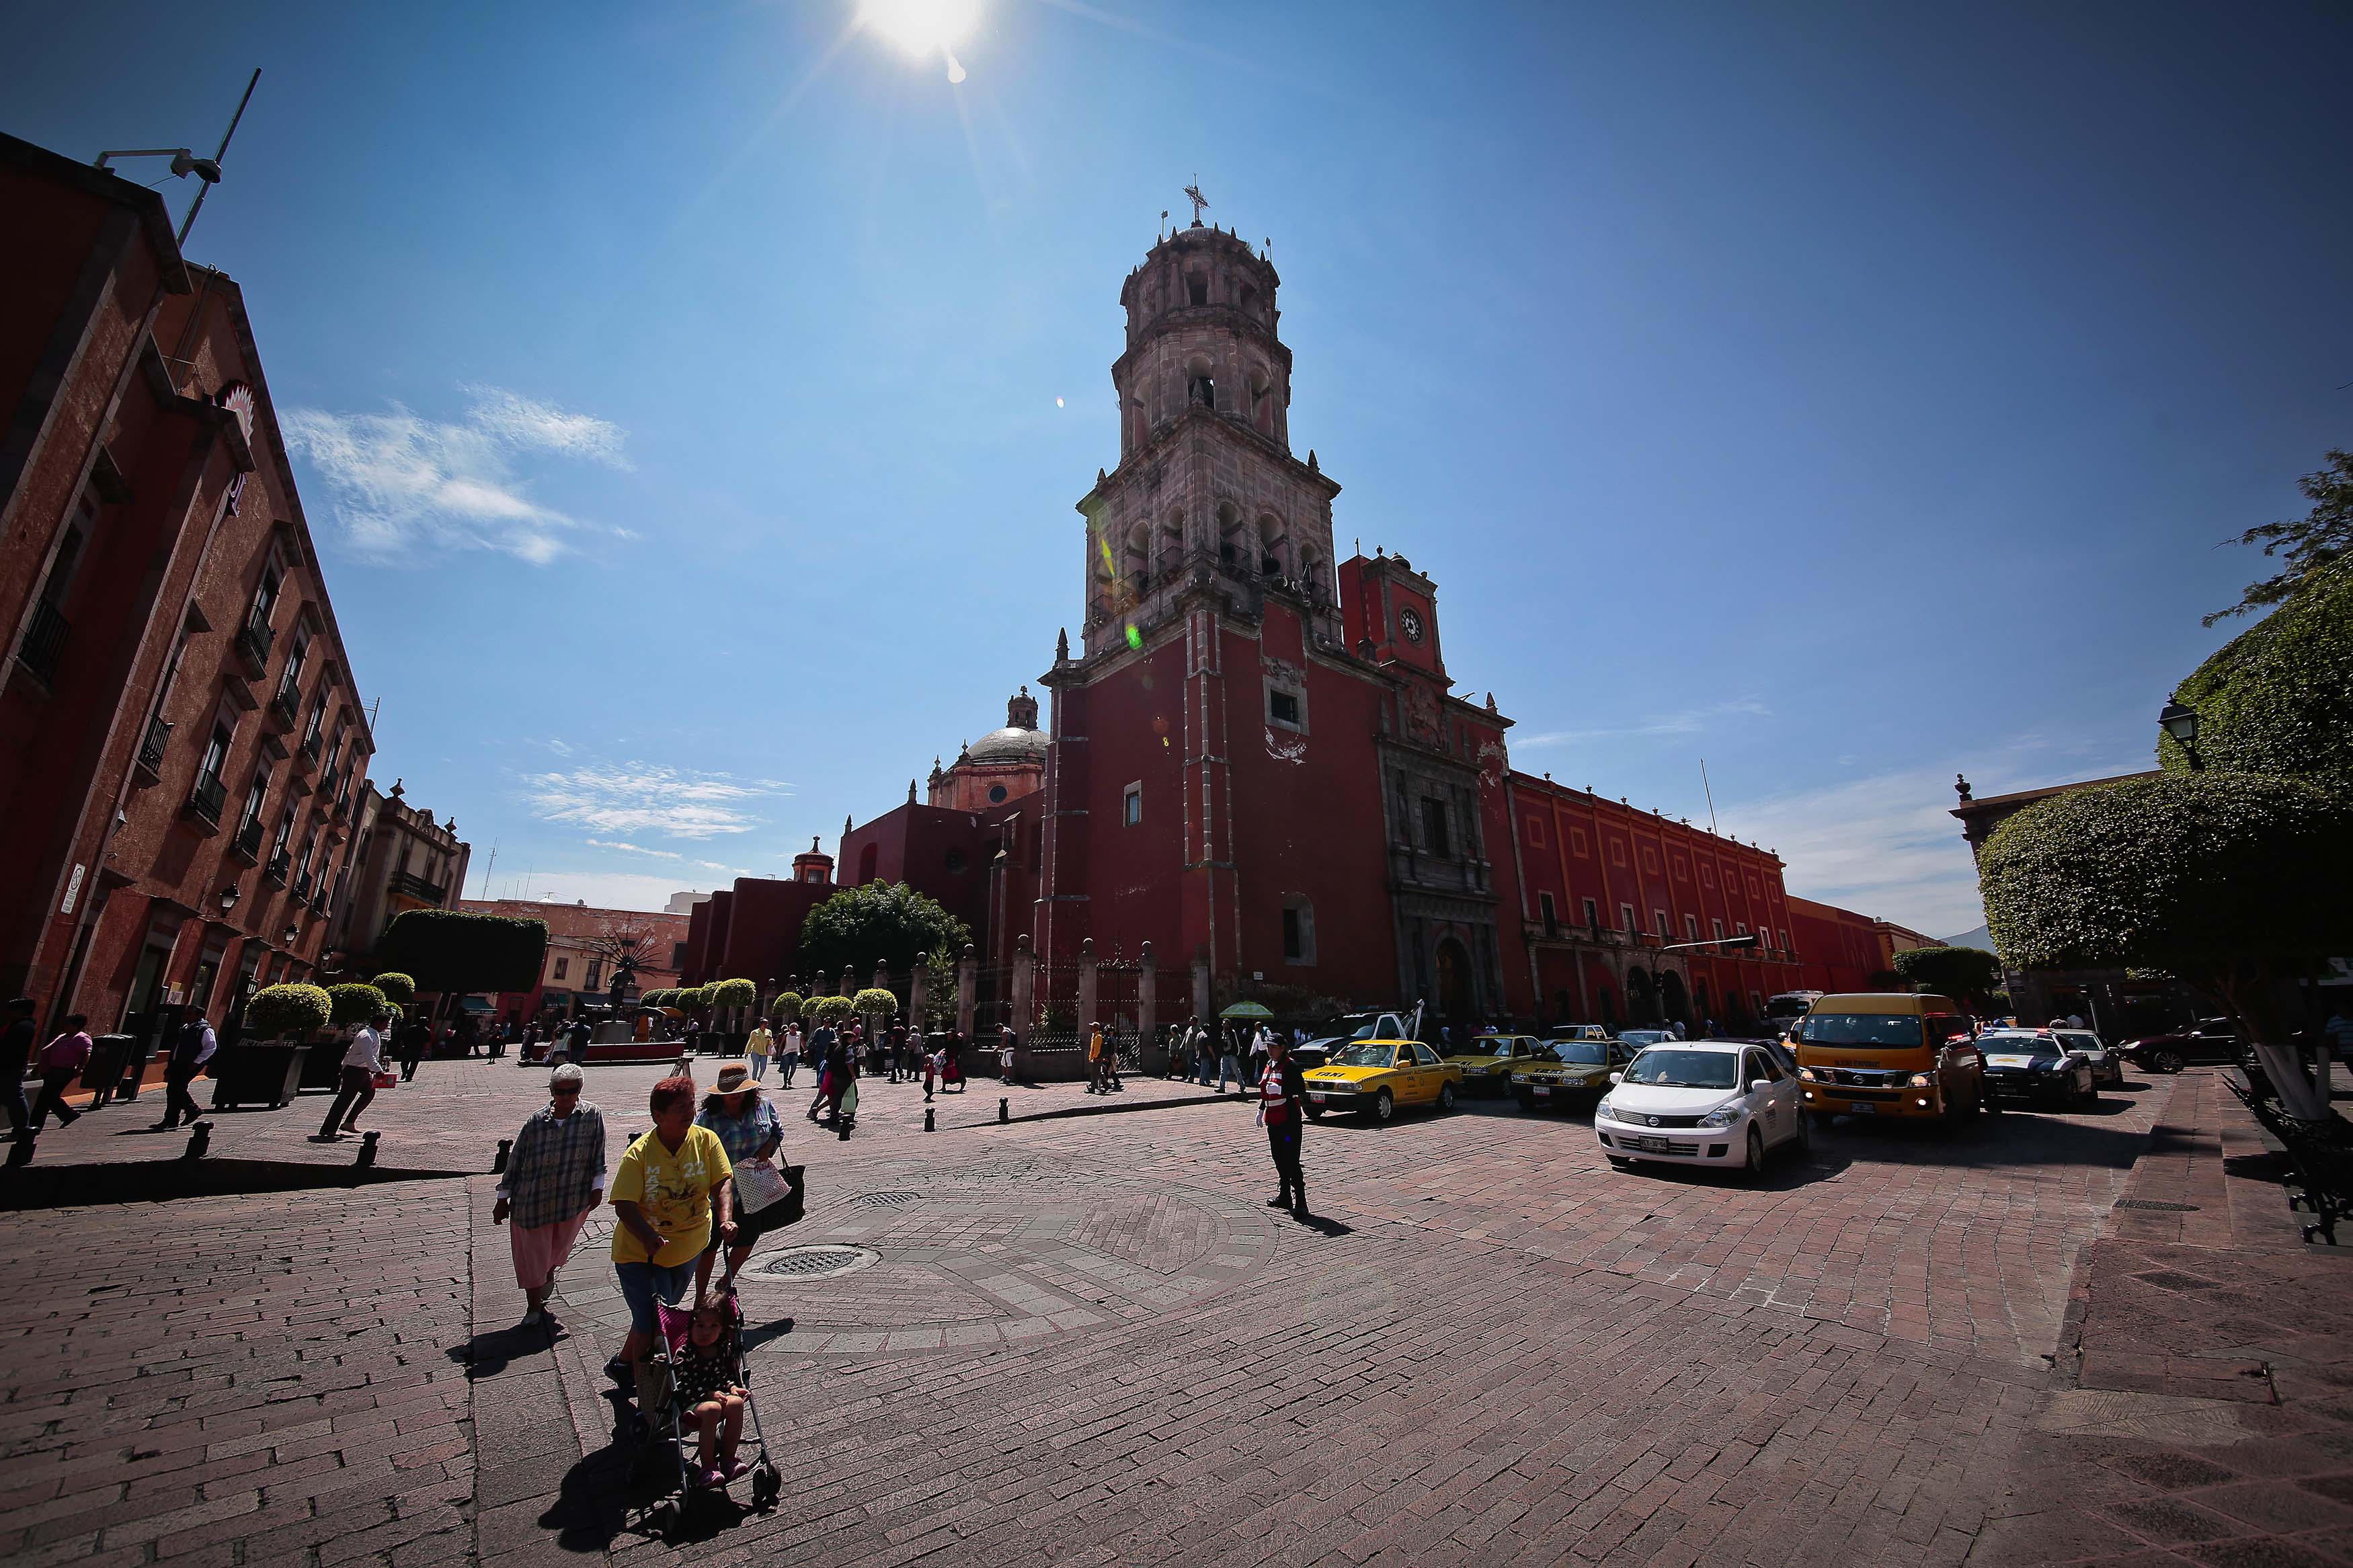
[{"left": 688, "top": 219, "right": 1918, "bottom": 1034}]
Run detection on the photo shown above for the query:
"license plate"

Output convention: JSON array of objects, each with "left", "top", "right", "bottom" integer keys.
[
  {"left": 1629, "top": 1134, "right": 1670, "bottom": 1151},
  {"left": 1987, "top": 1055, "right": 2033, "bottom": 1068},
  {"left": 1531, "top": 1085, "right": 1552, "bottom": 1096},
  {"left": 1310, "top": 1092, "right": 1331, "bottom": 1102},
  {"left": 1846, "top": 1102, "right": 1877, "bottom": 1114}
]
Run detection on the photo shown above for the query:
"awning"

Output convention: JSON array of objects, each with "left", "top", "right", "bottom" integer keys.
[
  {"left": 456, "top": 995, "right": 495, "bottom": 1014},
  {"left": 1219, "top": 1001, "right": 1275, "bottom": 1019}
]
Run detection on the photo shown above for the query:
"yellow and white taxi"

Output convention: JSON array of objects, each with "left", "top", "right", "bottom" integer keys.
[
  {"left": 1509, "top": 1036, "right": 1637, "bottom": 1113},
  {"left": 1441, "top": 1032, "right": 1548, "bottom": 1095},
  {"left": 1300, "top": 1039, "right": 1464, "bottom": 1122}
]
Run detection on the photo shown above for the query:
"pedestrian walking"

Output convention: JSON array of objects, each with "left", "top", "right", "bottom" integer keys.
[
  {"left": 397, "top": 1015, "right": 428, "bottom": 1081},
  {"left": 608, "top": 1075, "right": 733, "bottom": 1411},
  {"left": 1670, "top": 1019, "right": 1687, "bottom": 1040},
  {"left": 313, "top": 1009, "right": 389, "bottom": 1141},
  {"left": 28, "top": 1015, "right": 93, "bottom": 1131},
  {"left": 998, "top": 1024, "right": 1016, "bottom": 1083},
  {"left": 779, "top": 1022, "right": 803, "bottom": 1088},
  {"left": 694, "top": 1064, "right": 784, "bottom": 1296},
  {"left": 1259, "top": 1032, "right": 1310, "bottom": 1219},
  {"left": 943, "top": 1032, "right": 967, "bottom": 1094},
  {"left": 493, "top": 1063, "right": 606, "bottom": 1328},
  {"left": 1195, "top": 1026, "right": 1218, "bottom": 1087},
  {"left": 154, "top": 1011, "right": 217, "bottom": 1130},
  {"left": 746, "top": 1020, "right": 774, "bottom": 1083},
  {"left": 887, "top": 1018, "right": 909, "bottom": 1083},
  {"left": 1, "top": 996, "right": 36, "bottom": 1143},
  {"left": 1218, "top": 1026, "right": 1243, "bottom": 1094},
  {"left": 1086, "top": 1022, "right": 1107, "bottom": 1095}
]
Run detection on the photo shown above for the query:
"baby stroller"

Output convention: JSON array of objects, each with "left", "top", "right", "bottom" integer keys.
[{"left": 629, "top": 1289, "right": 781, "bottom": 1525}]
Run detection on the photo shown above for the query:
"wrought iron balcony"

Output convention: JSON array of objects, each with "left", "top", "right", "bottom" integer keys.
[
  {"left": 317, "top": 764, "right": 340, "bottom": 802},
  {"left": 235, "top": 611, "right": 273, "bottom": 677},
  {"left": 135, "top": 714, "right": 173, "bottom": 781},
  {"left": 391, "top": 870, "right": 448, "bottom": 905},
  {"left": 299, "top": 726, "right": 323, "bottom": 763},
  {"left": 268, "top": 681, "right": 301, "bottom": 729},
  {"left": 264, "top": 848, "right": 290, "bottom": 886},
  {"left": 293, "top": 870, "right": 314, "bottom": 901},
  {"left": 230, "top": 816, "right": 264, "bottom": 862},
  {"left": 186, "top": 773, "right": 227, "bottom": 831},
  {"left": 17, "top": 598, "right": 68, "bottom": 686}
]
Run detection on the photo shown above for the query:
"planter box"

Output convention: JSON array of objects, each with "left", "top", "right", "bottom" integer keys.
[
  {"left": 210, "top": 1043, "right": 307, "bottom": 1110},
  {"left": 298, "top": 1038, "right": 345, "bottom": 1091}
]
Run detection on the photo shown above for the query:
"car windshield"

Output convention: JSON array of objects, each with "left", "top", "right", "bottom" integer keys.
[
  {"left": 1620, "top": 1031, "right": 1672, "bottom": 1047},
  {"left": 1330, "top": 1044, "right": 1398, "bottom": 1068},
  {"left": 1552, "top": 1042, "right": 1607, "bottom": 1065},
  {"left": 1621, "top": 1049, "right": 1739, "bottom": 1089},
  {"left": 1796, "top": 1014, "right": 1925, "bottom": 1048}
]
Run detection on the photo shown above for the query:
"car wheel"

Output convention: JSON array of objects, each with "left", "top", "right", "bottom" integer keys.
[
  {"left": 1743, "top": 1126, "right": 1767, "bottom": 1181},
  {"left": 1515, "top": 1091, "right": 1536, "bottom": 1114},
  {"left": 1606, "top": 1154, "right": 1632, "bottom": 1169},
  {"left": 2155, "top": 1048, "right": 2184, "bottom": 1075},
  {"left": 1371, "top": 1088, "right": 1394, "bottom": 1123},
  {"left": 1304, "top": 1102, "right": 1324, "bottom": 1120},
  {"left": 1808, "top": 1111, "right": 1833, "bottom": 1133},
  {"left": 2076, "top": 1077, "right": 2098, "bottom": 1110},
  {"left": 1437, "top": 1082, "right": 1458, "bottom": 1113},
  {"left": 1792, "top": 1110, "right": 1812, "bottom": 1159}
]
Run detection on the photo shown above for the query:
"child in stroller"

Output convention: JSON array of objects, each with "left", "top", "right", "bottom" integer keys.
[{"left": 642, "top": 1291, "right": 779, "bottom": 1509}]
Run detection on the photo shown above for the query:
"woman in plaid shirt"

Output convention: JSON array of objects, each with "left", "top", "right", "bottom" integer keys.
[{"left": 492, "top": 1063, "right": 608, "bottom": 1328}]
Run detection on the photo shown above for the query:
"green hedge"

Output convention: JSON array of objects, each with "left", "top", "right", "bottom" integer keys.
[
  {"left": 247, "top": 983, "right": 331, "bottom": 1040},
  {"left": 1889, "top": 946, "right": 2001, "bottom": 1001},
  {"left": 709, "top": 977, "right": 757, "bottom": 1009},
  {"left": 2163, "top": 556, "right": 2353, "bottom": 788},
  {"left": 851, "top": 987, "right": 898, "bottom": 1019},
  {"left": 771, "top": 991, "right": 803, "bottom": 1023},
  {"left": 325, "top": 983, "right": 388, "bottom": 1026},
  {"left": 803, "top": 995, "right": 855, "bottom": 1026},
  {"left": 376, "top": 911, "right": 547, "bottom": 993},
  {"left": 371, "top": 971, "right": 416, "bottom": 1004}
]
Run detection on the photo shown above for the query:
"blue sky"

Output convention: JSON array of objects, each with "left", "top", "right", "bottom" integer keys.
[{"left": 10, "top": 1, "right": 2348, "bottom": 933}]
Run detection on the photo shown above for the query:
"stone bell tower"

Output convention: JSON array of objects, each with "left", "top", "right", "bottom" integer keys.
[{"left": 1075, "top": 217, "right": 1342, "bottom": 659}]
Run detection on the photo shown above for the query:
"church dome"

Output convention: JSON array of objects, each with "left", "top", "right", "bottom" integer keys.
[{"left": 967, "top": 725, "right": 1047, "bottom": 764}]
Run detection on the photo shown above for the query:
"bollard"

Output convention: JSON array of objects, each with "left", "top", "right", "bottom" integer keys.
[
  {"left": 356, "top": 1130, "right": 381, "bottom": 1169},
  {"left": 998, "top": 1097, "right": 1009, "bottom": 1124},
  {"left": 493, "top": 1137, "right": 513, "bottom": 1175},
  {"left": 182, "top": 1122, "right": 212, "bottom": 1162},
  {"left": 837, "top": 1118, "right": 851, "bottom": 1142},
  {"left": 924, "top": 1106, "right": 934, "bottom": 1132}
]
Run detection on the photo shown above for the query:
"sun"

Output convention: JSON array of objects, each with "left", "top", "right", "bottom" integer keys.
[{"left": 858, "top": 0, "right": 980, "bottom": 59}]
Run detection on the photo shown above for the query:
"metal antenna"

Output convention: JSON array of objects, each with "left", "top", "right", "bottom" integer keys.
[
  {"left": 479, "top": 841, "right": 497, "bottom": 899},
  {"left": 178, "top": 68, "right": 260, "bottom": 246},
  {"left": 1183, "top": 181, "right": 1209, "bottom": 226},
  {"left": 1700, "top": 758, "right": 1719, "bottom": 837}
]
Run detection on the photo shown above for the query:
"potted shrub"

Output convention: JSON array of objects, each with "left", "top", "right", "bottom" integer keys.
[{"left": 217, "top": 982, "right": 333, "bottom": 1110}]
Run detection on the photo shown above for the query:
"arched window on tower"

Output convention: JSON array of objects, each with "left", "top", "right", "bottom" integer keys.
[
  {"left": 1238, "top": 284, "right": 1259, "bottom": 320},
  {"left": 1215, "top": 501, "right": 1243, "bottom": 571},
  {"left": 1160, "top": 511, "right": 1185, "bottom": 576},
  {"left": 857, "top": 843, "right": 878, "bottom": 884},
  {"left": 1185, "top": 267, "right": 1209, "bottom": 307},
  {"left": 1125, "top": 520, "right": 1152, "bottom": 594},
  {"left": 1129, "top": 395, "right": 1148, "bottom": 452},
  {"left": 1247, "top": 367, "right": 1273, "bottom": 436},
  {"left": 1298, "top": 548, "right": 1324, "bottom": 604},
  {"left": 1257, "top": 513, "right": 1286, "bottom": 579}
]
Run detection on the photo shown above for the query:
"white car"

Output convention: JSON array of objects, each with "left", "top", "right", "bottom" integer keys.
[
  {"left": 1595, "top": 1040, "right": 1809, "bottom": 1178},
  {"left": 1978, "top": 1027, "right": 2122, "bottom": 1089}
]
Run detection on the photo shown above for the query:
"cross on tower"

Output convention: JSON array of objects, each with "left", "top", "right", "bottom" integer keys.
[{"left": 1183, "top": 181, "right": 1209, "bottom": 226}]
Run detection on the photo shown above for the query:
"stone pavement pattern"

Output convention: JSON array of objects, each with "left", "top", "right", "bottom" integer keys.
[{"left": 3, "top": 1064, "right": 2347, "bottom": 1567}]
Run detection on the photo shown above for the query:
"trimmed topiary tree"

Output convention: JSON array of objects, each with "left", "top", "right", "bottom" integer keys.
[
  {"left": 771, "top": 991, "right": 803, "bottom": 1024},
  {"left": 803, "top": 995, "right": 855, "bottom": 1028},
  {"left": 1890, "top": 946, "right": 2002, "bottom": 1004},
  {"left": 376, "top": 911, "right": 547, "bottom": 995},
  {"left": 325, "top": 983, "right": 388, "bottom": 1027},
  {"left": 1979, "top": 771, "right": 2353, "bottom": 1118},
  {"left": 2164, "top": 556, "right": 2353, "bottom": 788},
  {"left": 709, "top": 978, "right": 757, "bottom": 1010},
  {"left": 371, "top": 972, "right": 415, "bottom": 1005},
  {"left": 247, "top": 983, "right": 332, "bottom": 1042},
  {"left": 852, "top": 987, "right": 898, "bottom": 1028}
]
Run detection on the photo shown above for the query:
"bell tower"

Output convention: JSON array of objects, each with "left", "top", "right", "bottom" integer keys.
[{"left": 1074, "top": 213, "right": 1342, "bottom": 659}]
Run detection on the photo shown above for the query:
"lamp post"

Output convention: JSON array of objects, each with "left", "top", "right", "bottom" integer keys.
[
  {"left": 1642, "top": 933, "right": 1759, "bottom": 1033},
  {"left": 2158, "top": 701, "right": 2202, "bottom": 771}
]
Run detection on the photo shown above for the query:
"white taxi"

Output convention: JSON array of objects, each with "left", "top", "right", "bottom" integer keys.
[{"left": 1595, "top": 1040, "right": 1808, "bottom": 1180}]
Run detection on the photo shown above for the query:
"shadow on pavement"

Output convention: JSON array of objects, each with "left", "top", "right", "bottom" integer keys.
[{"left": 451, "top": 1320, "right": 561, "bottom": 1380}]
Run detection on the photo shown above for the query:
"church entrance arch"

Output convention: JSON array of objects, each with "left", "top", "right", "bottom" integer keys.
[
  {"left": 1625, "top": 966, "right": 1657, "bottom": 1026},
  {"left": 1433, "top": 936, "right": 1474, "bottom": 1028},
  {"left": 1661, "top": 970, "right": 1690, "bottom": 1028}
]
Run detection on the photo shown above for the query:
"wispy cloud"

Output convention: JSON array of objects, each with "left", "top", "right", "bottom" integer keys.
[
  {"left": 586, "top": 839, "right": 682, "bottom": 860},
  {"left": 1518, "top": 701, "right": 1771, "bottom": 749},
  {"left": 283, "top": 384, "right": 629, "bottom": 564},
  {"left": 528, "top": 764, "right": 790, "bottom": 840}
]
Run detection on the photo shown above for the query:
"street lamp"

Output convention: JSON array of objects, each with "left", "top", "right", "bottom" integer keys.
[
  {"left": 2158, "top": 701, "right": 2202, "bottom": 771},
  {"left": 218, "top": 884, "right": 241, "bottom": 912}
]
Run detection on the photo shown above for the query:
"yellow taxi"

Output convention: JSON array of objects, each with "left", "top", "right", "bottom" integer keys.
[
  {"left": 1509, "top": 1034, "right": 1638, "bottom": 1113},
  {"left": 1441, "top": 1032, "right": 1548, "bottom": 1095},
  {"left": 1302, "top": 1038, "right": 1464, "bottom": 1122}
]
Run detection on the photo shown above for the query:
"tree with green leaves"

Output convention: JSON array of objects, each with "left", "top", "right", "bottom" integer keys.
[
  {"left": 852, "top": 987, "right": 899, "bottom": 1030},
  {"left": 371, "top": 972, "right": 415, "bottom": 1005},
  {"left": 709, "top": 978, "right": 757, "bottom": 1010},
  {"left": 803, "top": 995, "right": 855, "bottom": 1028},
  {"left": 2206, "top": 448, "right": 2353, "bottom": 624},
  {"left": 325, "top": 983, "right": 389, "bottom": 1027},
  {"left": 246, "top": 983, "right": 331, "bottom": 1041},
  {"left": 1890, "top": 946, "right": 2002, "bottom": 1004},
  {"left": 375, "top": 911, "right": 547, "bottom": 995},
  {"left": 1979, "top": 772, "right": 2353, "bottom": 1119},
  {"left": 771, "top": 991, "right": 804, "bottom": 1025},
  {"left": 798, "top": 882, "right": 970, "bottom": 980},
  {"left": 2165, "top": 556, "right": 2353, "bottom": 788}
]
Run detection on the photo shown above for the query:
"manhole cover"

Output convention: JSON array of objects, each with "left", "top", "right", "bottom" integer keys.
[
  {"left": 850, "top": 1191, "right": 921, "bottom": 1210},
  {"left": 2114, "top": 1199, "right": 2201, "bottom": 1212},
  {"left": 755, "top": 1245, "right": 879, "bottom": 1280}
]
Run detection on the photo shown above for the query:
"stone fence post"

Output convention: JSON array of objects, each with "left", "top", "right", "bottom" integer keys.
[
  {"left": 956, "top": 944, "right": 977, "bottom": 1040},
  {"left": 908, "top": 954, "right": 928, "bottom": 1032},
  {"left": 1138, "top": 942, "right": 1160, "bottom": 1071},
  {"left": 1010, "top": 935, "right": 1035, "bottom": 1077},
  {"left": 1077, "top": 939, "right": 1099, "bottom": 1040}
]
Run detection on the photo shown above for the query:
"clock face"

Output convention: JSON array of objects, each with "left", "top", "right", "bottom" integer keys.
[{"left": 1399, "top": 607, "right": 1426, "bottom": 644}]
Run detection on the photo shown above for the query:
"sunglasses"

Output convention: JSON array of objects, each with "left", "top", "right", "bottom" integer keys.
[{"left": 551, "top": 1085, "right": 580, "bottom": 1097}]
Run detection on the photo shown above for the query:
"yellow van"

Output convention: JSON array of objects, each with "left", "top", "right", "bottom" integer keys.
[{"left": 1791, "top": 993, "right": 1987, "bottom": 1127}]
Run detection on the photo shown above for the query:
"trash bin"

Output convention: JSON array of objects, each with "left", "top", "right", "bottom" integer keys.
[
  {"left": 209, "top": 1042, "right": 307, "bottom": 1110},
  {"left": 81, "top": 1034, "right": 136, "bottom": 1104}
]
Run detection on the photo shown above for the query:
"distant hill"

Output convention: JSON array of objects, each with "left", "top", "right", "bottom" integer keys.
[{"left": 1938, "top": 923, "right": 1993, "bottom": 952}]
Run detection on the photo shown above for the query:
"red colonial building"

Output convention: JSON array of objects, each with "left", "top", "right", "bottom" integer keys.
[
  {"left": 0, "top": 132, "right": 381, "bottom": 1056},
  {"left": 683, "top": 218, "right": 1938, "bottom": 1035}
]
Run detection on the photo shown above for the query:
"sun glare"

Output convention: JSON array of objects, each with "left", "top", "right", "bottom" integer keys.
[{"left": 859, "top": 0, "right": 980, "bottom": 59}]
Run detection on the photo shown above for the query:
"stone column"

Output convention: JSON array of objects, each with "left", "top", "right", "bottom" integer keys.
[
  {"left": 873, "top": 960, "right": 891, "bottom": 1022},
  {"left": 1191, "top": 952, "right": 1211, "bottom": 1026},
  {"left": 1138, "top": 942, "right": 1160, "bottom": 1073},
  {"left": 1010, "top": 934, "right": 1035, "bottom": 1075},
  {"left": 956, "top": 943, "right": 977, "bottom": 1040},
  {"left": 1077, "top": 938, "right": 1099, "bottom": 1038},
  {"left": 908, "top": 954, "right": 928, "bottom": 1034}
]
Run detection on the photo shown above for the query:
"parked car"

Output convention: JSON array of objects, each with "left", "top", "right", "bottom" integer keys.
[
  {"left": 2119, "top": 1019, "right": 2243, "bottom": 1075},
  {"left": 2055, "top": 1028, "right": 2125, "bottom": 1087},
  {"left": 1616, "top": 1029, "right": 1677, "bottom": 1052},
  {"left": 1595, "top": 1040, "right": 1809, "bottom": 1178},
  {"left": 1978, "top": 1032, "right": 2099, "bottom": 1108},
  {"left": 1792, "top": 992, "right": 1989, "bottom": 1128},
  {"left": 1511, "top": 1037, "right": 1635, "bottom": 1112},
  {"left": 1301, "top": 1040, "right": 1463, "bottom": 1122},
  {"left": 1443, "top": 1032, "right": 1548, "bottom": 1094}
]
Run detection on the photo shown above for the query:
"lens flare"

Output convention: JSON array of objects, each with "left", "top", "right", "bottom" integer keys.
[
  {"left": 1125, "top": 625, "right": 1142, "bottom": 650},
  {"left": 859, "top": 0, "right": 980, "bottom": 58}
]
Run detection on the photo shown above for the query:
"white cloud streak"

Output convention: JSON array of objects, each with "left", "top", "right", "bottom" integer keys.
[
  {"left": 528, "top": 764, "right": 790, "bottom": 840},
  {"left": 586, "top": 839, "right": 682, "bottom": 860},
  {"left": 282, "top": 384, "right": 629, "bottom": 565},
  {"left": 1518, "top": 701, "right": 1772, "bottom": 749}
]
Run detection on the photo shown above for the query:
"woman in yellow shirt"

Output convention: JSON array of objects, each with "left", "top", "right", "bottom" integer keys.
[{"left": 609, "top": 1075, "right": 733, "bottom": 1397}]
